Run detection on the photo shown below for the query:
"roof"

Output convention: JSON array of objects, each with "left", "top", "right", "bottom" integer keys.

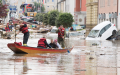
[{"left": 92, "top": 21, "right": 111, "bottom": 30}]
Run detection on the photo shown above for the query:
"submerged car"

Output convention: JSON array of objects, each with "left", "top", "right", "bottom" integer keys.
[
  {"left": 86, "top": 21, "right": 117, "bottom": 40},
  {"left": 66, "top": 30, "right": 86, "bottom": 38}
]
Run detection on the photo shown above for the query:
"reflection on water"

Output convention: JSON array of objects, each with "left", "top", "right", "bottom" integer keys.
[{"left": 1, "top": 40, "right": 120, "bottom": 75}]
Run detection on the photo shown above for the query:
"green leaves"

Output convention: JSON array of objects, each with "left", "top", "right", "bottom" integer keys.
[
  {"left": 48, "top": 10, "right": 59, "bottom": 26},
  {"left": 34, "top": 10, "right": 74, "bottom": 27},
  {"left": 43, "top": 13, "right": 49, "bottom": 25},
  {"left": 58, "top": 13, "right": 74, "bottom": 28},
  {"left": 34, "top": 13, "right": 44, "bottom": 22}
]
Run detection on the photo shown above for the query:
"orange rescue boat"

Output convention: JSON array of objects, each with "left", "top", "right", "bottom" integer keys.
[{"left": 7, "top": 43, "right": 73, "bottom": 54}]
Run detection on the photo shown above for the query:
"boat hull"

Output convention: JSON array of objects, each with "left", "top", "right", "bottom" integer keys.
[{"left": 7, "top": 43, "right": 73, "bottom": 54}]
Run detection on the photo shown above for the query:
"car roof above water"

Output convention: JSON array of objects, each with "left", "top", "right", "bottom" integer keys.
[{"left": 92, "top": 21, "right": 112, "bottom": 30}]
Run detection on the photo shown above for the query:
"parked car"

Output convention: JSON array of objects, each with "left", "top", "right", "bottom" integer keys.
[
  {"left": 81, "top": 25, "right": 86, "bottom": 29},
  {"left": 86, "top": 21, "right": 117, "bottom": 40},
  {"left": 46, "top": 26, "right": 86, "bottom": 39},
  {"left": 66, "top": 30, "right": 86, "bottom": 38}
]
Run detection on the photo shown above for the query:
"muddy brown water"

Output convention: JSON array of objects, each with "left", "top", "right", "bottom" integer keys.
[{"left": 0, "top": 39, "right": 120, "bottom": 75}]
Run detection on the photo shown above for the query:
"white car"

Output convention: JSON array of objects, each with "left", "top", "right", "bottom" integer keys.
[
  {"left": 86, "top": 21, "right": 117, "bottom": 40},
  {"left": 66, "top": 30, "right": 86, "bottom": 38}
]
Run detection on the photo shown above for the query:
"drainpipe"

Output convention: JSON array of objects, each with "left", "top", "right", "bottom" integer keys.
[
  {"left": 57, "top": 0, "right": 58, "bottom": 10},
  {"left": 80, "top": 0, "right": 81, "bottom": 13},
  {"left": 117, "top": 0, "right": 118, "bottom": 29},
  {"left": 65, "top": 0, "right": 66, "bottom": 12},
  {"left": 117, "top": 0, "right": 118, "bottom": 16}
]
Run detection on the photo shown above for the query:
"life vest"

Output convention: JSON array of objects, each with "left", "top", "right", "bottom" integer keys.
[
  {"left": 5, "top": 25, "right": 10, "bottom": 31},
  {"left": 58, "top": 27, "right": 65, "bottom": 38},
  {"left": 20, "top": 26, "right": 28, "bottom": 33},
  {"left": 38, "top": 38, "right": 46, "bottom": 48},
  {"left": 14, "top": 42, "right": 22, "bottom": 46}
]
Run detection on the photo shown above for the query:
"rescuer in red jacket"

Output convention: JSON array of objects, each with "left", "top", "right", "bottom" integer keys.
[
  {"left": 5, "top": 23, "right": 10, "bottom": 31},
  {"left": 57, "top": 25, "right": 66, "bottom": 48},
  {"left": 37, "top": 37, "right": 52, "bottom": 48},
  {"left": 17, "top": 21, "right": 29, "bottom": 46}
]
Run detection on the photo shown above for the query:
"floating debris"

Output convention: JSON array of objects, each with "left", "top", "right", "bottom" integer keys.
[
  {"left": 92, "top": 43, "right": 98, "bottom": 46},
  {"left": 89, "top": 57, "right": 94, "bottom": 59}
]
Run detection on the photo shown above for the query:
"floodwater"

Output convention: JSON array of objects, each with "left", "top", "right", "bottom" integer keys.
[{"left": 0, "top": 33, "right": 120, "bottom": 75}]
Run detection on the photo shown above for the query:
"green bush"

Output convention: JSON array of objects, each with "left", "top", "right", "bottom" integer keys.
[
  {"left": 34, "top": 13, "right": 44, "bottom": 22},
  {"left": 43, "top": 13, "right": 49, "bottom": 25},
  {"left": 58, "top": 13, "right": 74, "bottom": 28},
  {"left": 48, "top": 10, "right": 59, "bottom": 26}
]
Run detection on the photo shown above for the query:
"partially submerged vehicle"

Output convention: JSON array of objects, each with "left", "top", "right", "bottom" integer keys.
[{"left": 86, "top": 21, "right": 117, "bottom": 40}]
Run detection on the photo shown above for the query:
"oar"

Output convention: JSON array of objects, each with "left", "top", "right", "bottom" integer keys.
[
  {"left": 67, "top": 50, "right": 70, "bottom": 53},
  {"left": 14, "top": 23, "right": 18, "bottom": 42}
]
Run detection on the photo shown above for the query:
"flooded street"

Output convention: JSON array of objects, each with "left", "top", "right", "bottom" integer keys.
[{"left": 0, "top": 34, "right": 120, "bottom": 75}]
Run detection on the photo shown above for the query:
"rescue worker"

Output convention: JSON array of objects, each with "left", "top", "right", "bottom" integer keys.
[
  {"left": 70, "top": 27, "right": 73, "bottom": 31},
  {"left": 17, "top": 21, "right": 29, "bottom": 46},
  {"left": 37, "top": 37, "right": 52, "bottom": 48},
  {"left": 5, "top": 23, "right": 10, "bottom": 31},
  {"left": 57, "top": 25, "right": 66, "bottom": 48}
]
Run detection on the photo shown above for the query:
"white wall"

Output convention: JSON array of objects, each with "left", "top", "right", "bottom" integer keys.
[
  {"left": 77, "top": 14, "right": 86, "bottom": 25},
  {"left": 118, "top": 0, "right": 120, "bottom": 30},
  {"left": 66, "top": 0, "right": 74, "bottom": 18}
]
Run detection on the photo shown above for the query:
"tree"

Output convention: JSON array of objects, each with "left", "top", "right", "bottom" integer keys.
[
  {"left": 34, "top": 13, "right": 44, "bottom": 22},
  {"left": 48, "top": 10, "right": 59, "bottom": 26},
  {"left": 43, "top": 13, "right": 49, "bottom": 25},
  {"left": 55, "top": 14, "right": 61, "bottom": 27},
  {"left": 58, "top": 13, "right": 74, "bottom": 28},
  {"left": 33, "top": 2, "right": 45, "bottom": 12},
  {"left": 34, "top": 13, "right": 40, "bottom": 21}
]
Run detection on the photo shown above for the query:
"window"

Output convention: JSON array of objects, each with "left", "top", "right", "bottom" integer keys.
[
  {"left": 99, "top": 28, "right": 106, "bottom": 36},
  {"left": 108, "top": 0, "right": 110, "bottom": 6},
  {"left": 88, "top": 30, "right": 100, "bottom": 38},
  {"left": 114, "top": 0, "right": 117, "bottom": 5},
  {"left": 45, "top": 0, "right": 47, "bottom": 3},
  {"left": 37, "top": 0, "right": 39, "bottom": 2},
  {"left": 100, "top": 0, "right": 105, "bottom": 7},
  {"left": 32, "top": 0, "right": 34, "bottom": 2},
  {"left": 99, "top": 24, "right": 111, "bottom": 37},
  {"left": 74, "top": 0, "right": 76, "bottom": 8},
  {"left": 48, "top": 0, "right": 49, "bottom": 2},
  {"left": 105, "top": 24, "right": 111, "bottom": 30},
  {"left": 52, "top": 0, "right": 54, "bottom": 2}
]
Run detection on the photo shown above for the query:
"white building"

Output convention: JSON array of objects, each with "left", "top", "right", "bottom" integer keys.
[{"left": 58, "top": 0, "right": 74, "bottom": 19}]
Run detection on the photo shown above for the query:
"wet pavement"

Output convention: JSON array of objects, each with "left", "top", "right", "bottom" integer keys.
[{"left": 0, "top": 34, "right": 120, "bottom": 75}]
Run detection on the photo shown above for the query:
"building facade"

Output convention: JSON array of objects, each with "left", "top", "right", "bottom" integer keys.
[
  {"left": 118, "top": 0, "right": 120, "bottom": 30},
  {"left": 74, "top": 0, "right": 86, "bottom": 26},
  {"left": 58, "top": 0, "right": 86, "bottom": 26},
  {"left": 57, "top": 0, "right": 66, "bottom": 12},
  {"left": 98, "top": 0, "right": 118, "bottom": 28},
  {"left": 86, "top": 0, "right": 98, "bottom": 36}
]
